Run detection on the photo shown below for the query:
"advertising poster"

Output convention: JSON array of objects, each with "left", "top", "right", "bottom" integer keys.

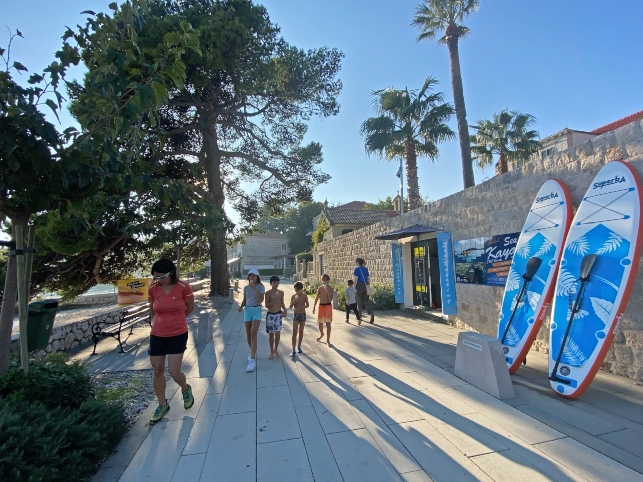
[
  {"left": 436, "top": 232, "right": 457, "bottom": 315},
  {"left": 454, "top": 232, "right": 520, "bottom": 286},
  {"left": 117, "top": 278, "right": 150, "bottom": 305},
  {"left": 391, "top": 242, "right": 404, "bottom": 303}
]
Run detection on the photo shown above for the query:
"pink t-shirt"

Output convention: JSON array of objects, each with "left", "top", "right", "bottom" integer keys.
[{"left": 148, "top": 281, "right": 193, "bottom": 337}]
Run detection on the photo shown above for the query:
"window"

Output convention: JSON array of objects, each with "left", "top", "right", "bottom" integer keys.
[
  {"left": 341, "top": 228, "right": 354, "bottom": 235},
  {"left": 281, "top": 243, "right": 287, "bottom": 251},
  {"left": 541, "top": 147, "right": 556, "bottom": 160}
]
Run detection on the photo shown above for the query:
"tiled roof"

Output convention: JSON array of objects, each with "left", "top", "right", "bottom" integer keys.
[
  {"left": 591, "top": 110, "right": 643, "bottom": 135},
  {"left": 334, "top": 201, "right": 367, "bottom": 210},
  {"left": 323, "top": 208, "right": 399, "bottom": 226}
]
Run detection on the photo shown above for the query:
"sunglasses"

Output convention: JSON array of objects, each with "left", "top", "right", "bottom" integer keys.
[{"left": 153, "top": 272, "right": 171, "bottom": 281}]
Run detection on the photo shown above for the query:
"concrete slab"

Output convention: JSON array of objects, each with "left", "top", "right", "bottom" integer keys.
[
  {"left": 119, "top": 418, "right": 194, "bottom": 482},
  {"left": 282, "top": 356, "right": 312, "bottom": 407},
  {"left": 598, "top": 429, "right": 643, "bottom": 459},
  {"left": 182, "top": 393, "right": 221, "bottom": 456},
  {"left": 305, "top": 380, "right": 364, "bottom": 434},
  {"left": 400, "top": 470, "right": 435, "bottom": 482},
  {"left": 171, "top": 453, "right": 205, "bottom": 481},
  {"left": 397, "top": 355, "right": 467, "bottom": 388},
  {"left": 91, "top": 466, "right": 125, "bottom": 482},
  {"left": 352, "top": 378, "right": 423, "bottom": 426},
  {"left": 200, "top": 412, "right": 256, "bottom": 482},
  {"left": 165, "top": 376, "right": 210, "bottom": 421},
  {"left": 257, "top": 384, "right": 301, "bottom": 443},
  {"left": 257, "top": 438, "right": 314, "bottom": 482},
  {"left": 326, "top": 428, "right": 403, "bottom": 482},
  {"left": 218, "top": 372, "right": 257, "bottom": 416},
  {"left": 352, "top": 399, "right": 423, "bottom": 474},
  {"left": 365, "top": 357, "right": 426, "bottom": 393},
  {"left": 389, "top": 420, "right": 494, "bottom": 482},
  {"left": 470, "top": 449, "right": 558, "bottom": 482},
  {"left": 535, "top": 436, "right": 643, "bottom": 482},
  {"left": 295, "top": 405, "right": 343, "bottom": 482},
  {"left": 256, "top": 358, "right": 288, "bottom": 388},
  {"left": 207, "top": 362, "right": 230, "bottom": 395}
]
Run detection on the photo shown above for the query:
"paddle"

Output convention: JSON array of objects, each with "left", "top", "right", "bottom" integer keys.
[
  {"left": 549, "top": 254, "right": 598, "bottom": 384},
  {"left": 500, "top": 256, "right": 543, "bottom": 345}
]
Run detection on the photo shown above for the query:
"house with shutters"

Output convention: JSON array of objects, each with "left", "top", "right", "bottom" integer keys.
[{"left": 226, "top": 231, "right": 292, "bottom": 276}]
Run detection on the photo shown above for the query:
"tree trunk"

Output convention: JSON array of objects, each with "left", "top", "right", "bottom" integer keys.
[
  {"left": 201, "top": 111, "right": 230, "bottom": 296},
  {"left": 0, "top": 233, "right": 17, "bottom": 373},
  {"left": 498, "top": 153, "right": 508, "bottom": 174},
  {"left": 446, "top": 35, "right": 475, "bottom": 189},
  {"left": 405, "top": 140, "right": 422, "bottom": 210},
  {"left": 176, "top": 237, "right": 183, "bottom": 279}
]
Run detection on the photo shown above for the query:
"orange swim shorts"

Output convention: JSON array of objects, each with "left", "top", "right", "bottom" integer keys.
[{"left": 317, "top": 303, "right": 332, "bottom": 323}]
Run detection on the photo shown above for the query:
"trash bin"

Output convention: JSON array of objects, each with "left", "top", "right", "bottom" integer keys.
[{"left": 26, "top": 299, "right": 59, "bottom": 352}]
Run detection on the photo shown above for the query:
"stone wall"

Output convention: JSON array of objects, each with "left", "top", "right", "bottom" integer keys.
[{"left": 316, "top": 120, "right": 643, "bottom": 380}]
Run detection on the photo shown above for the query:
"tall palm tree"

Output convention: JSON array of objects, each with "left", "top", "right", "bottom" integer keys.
[
  {"left": 360, "top": 77, "right": 455, "bottom": 210},
  {"left": 470, "top": 110, "right": 541, "bottom": 174},
  {"left": 412, "top": 0, "right": 479, "bottom": 189}
]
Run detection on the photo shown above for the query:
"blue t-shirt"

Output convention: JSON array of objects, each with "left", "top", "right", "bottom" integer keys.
[{"left": 353, "top": 266, "right": 370, "bottom": 283}]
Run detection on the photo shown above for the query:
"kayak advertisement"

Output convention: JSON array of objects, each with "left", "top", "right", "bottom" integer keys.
[{"left": 454, "top": 232, "right": 520, "bottom": 287}]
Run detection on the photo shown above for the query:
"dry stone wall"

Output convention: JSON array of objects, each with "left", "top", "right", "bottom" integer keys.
[{"left": 317, "top": 119, "right": 643, "bottom": 380}]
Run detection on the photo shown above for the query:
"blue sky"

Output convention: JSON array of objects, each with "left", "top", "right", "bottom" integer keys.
[{"left": 4, "top": 0, "right": 643, "bottom": 223}]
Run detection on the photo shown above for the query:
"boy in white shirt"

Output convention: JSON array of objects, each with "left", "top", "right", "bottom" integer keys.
[{"left": 345, "top": 279, "right": 361, "bottom": 325}]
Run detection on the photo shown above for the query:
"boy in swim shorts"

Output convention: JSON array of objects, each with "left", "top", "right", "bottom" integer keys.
[
  {"left": 312, "top": 274, "right": 334, "bottom": 347},
  {"left": 265, "top": 276, "right": 287, "bottom": 359},
  {"left": 289, "top": 281, "right": 309, "bottom": 357}
]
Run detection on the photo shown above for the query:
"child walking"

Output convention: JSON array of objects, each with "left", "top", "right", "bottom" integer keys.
[
  {"left": 265, "top": 275, "right": 287, "bottom": 360},
  {"left": 312, "top": 274, "right": 334, "bottom": 347},
  {"left": 289, "top": 282, "right": 309, "bottom": 357},
  {"left": 345, "top": 279, "right": 361, "bottom": 324},
  {"left": 237, "top": 269, "right": 264, "bottom": 372}
]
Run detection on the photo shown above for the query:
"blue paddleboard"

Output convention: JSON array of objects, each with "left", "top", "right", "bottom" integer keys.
[
  {"left": 497, "top": 179, "right": 572, "bottom": 373},
  {"left": 549, "top": 161, "right": 643, "bottom": 398}
]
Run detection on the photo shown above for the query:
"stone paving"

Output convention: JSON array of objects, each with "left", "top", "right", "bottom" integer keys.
[{"left": 90, "top": 284, "right": 643, "bottom": 481}]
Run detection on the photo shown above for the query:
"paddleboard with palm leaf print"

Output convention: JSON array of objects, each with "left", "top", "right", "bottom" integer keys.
[
  {"left": 497, "top": 179, "right": 572, "bottom": 373},
  {"left": 549, "top": 161, "right": 643, "bottom": 398}
]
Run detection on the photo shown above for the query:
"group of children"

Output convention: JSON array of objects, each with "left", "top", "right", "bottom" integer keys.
[{"left": 238, "top": 270, "right": 364, "bottom": 372}]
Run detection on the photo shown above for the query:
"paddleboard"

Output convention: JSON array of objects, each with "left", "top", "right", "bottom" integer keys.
[
  {"left": 497, "top": 179, "right": 572, "bottom": 373},
  {"left": 549, "top": 160, "right": 643, "bottom": 398}
]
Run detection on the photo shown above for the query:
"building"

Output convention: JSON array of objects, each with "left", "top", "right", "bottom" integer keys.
[{"left": 227, "top": 231, "right": 292, "bottom": 276}]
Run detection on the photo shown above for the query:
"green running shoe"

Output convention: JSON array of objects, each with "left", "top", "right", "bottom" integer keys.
[
  {"left": 182, "top": 384, "right": 194, "bottom": 409},
  {"left": 150, "top": 402, "right": 170, "bottom": 424}
]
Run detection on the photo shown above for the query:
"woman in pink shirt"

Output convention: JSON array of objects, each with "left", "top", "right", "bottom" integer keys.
[{"left": 147, "top": 259, "right": 195, "bottom": 424}]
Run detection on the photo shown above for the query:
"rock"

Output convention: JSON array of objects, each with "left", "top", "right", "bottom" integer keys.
[{"left": 64, "top": 333, "right": 75, "bottom": 350}]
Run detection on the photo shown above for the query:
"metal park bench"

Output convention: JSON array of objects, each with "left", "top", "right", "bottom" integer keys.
[{"left": 91, "top": 303, "right": 151, "bottom": 355}]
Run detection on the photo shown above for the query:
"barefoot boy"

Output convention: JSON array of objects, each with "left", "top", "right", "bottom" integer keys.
[
  {"left": 265, "top": 276, "right": 287, "bottom": 359},
  {"left": 312, "top": 274, "right": 334, "bottom": 346},
  {"left": 289, "top": 282, "right": 309, "bottom": 357}
]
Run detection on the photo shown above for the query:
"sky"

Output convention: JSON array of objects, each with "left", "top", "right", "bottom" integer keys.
[{"left": 3, "top": 0, "right": 643, "bottom": 224}]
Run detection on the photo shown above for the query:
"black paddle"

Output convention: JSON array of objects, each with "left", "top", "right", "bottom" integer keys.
[
  {"left": 549, "top": 254, "right": 598, "bottom": 384},
  {"left": 500, "top": 257, "right": 543, "bottom": 344}
]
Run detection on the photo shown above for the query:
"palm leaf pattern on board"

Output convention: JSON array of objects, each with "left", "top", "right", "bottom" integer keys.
[
  {"left": 566, "top": 308, "right": 589, "bottom": 321},
  {"left": 556, "top": 269, "right": 578, "bottom": 297},
  {"left": 596, "top": 232, "right": 623, "bottom": 255},
  {"left": 533, "top": 238, "right": 554, "bottom": 258},
  {"left": 561, "top": 338, "right": 588, "bottom": 366},
  {"left": 568, "top": 236, "right": 590, "bottom": 256},
  {"left": 515, "top": 243, "right": 531, "bottom": 258},
  {"left": 506, "top": 270, "right": 521, "bottom": 292},
  {"left": 511, "top": 294, "right": 524, "bottom": 311},
  {"left": 526, "top": 291, "right": 541, "bottom": 310},
  {"left": 504, "top": 325, "right": 521, "bottom": 347},
  {"left": 590, "top": 297, "right": 614, "bottom": 323}
]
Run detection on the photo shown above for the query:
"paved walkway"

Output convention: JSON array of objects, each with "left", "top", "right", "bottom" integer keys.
[{"left": 91, "top": 284, "right": 643, "bottom": 481}]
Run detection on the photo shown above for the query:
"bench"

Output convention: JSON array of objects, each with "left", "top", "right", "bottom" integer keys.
[{"left": 91, "top": 303, "right": 151, "bottom": 355}]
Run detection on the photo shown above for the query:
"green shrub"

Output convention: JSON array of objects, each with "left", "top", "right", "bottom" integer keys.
[
  {"left": 370, "top": 282, "right": 398, "bottom": 311},
  {"left": 0, "top": 353, "right": 93, "bottom": 409},
  {"left": 284, "top": 265, "right": 296, "bottom": 279},
  {"left": 0, "top": 397, "right": 126, "bottom": 482}
]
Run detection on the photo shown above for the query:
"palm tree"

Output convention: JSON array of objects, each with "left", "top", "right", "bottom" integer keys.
[
  {"left": 470, "top": 110, "right": 541, "bottom": 174},
  {"left": 412, "top": 0, "right": 480, "bottom": 189},
  {"left": 360, "top": 77, "right": 455, "bottom": 210}
]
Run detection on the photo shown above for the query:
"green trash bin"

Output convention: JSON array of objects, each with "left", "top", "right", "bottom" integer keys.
[{"left": 26, "top": 300, "right": 59, "bottom": 352}]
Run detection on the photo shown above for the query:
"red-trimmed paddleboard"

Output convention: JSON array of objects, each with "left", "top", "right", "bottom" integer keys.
[
  {"left": 497, "top": 179, "right": 572, "bottom": 373},
  {"left": 549, "top": 161, "right": 643, "bottom": 398}
]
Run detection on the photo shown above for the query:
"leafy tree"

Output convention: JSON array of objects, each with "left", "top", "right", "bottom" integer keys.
[
  {"left": 0, "top": 2, "right": 199, "bottom": 371},
  {"left": 124, "top": 0, "right": 343, "bottom": 296},
  {"left": 360, "top": 77, "right": 454, "bottom": 210},
  {"left": 412, "top": 0, "right": 480, "bottom": 189},
  {"left": 470, "top": 110, "right": 541, "bottom": 174},
  {"left": 259, "top": 201, "right": 325, "bottom": 254}
]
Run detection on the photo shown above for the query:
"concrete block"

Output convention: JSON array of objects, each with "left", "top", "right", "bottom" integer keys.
[
  {"left": 454, "top": 332, "right": 515, "bottom": 399},
  {"left": 196, "top": 310, "right": 213, "bottom": 346}
]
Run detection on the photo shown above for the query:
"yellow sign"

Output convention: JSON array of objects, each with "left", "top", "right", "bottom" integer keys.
[{"left": 117, "top": 278, "right": 150, "bottom": 305}]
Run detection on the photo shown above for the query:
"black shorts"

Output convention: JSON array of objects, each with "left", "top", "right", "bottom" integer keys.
[{"left": 149, "top": 331, "right": 188, "bottom": 356}]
